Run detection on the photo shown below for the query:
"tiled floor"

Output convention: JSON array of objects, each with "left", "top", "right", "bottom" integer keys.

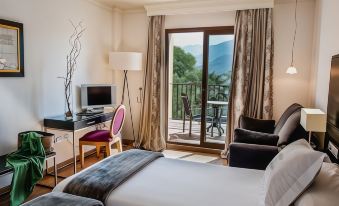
[{"left": 168, "top": 119, "right": 227, "bottom": 144}]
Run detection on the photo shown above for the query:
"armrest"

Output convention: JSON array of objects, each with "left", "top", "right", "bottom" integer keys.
[
  {"left": 234, "top": 128, "right": 279, "bottom": 146},
  {"left": 239, "top": 115, "right": 275, "bottom": 133},
  {"left": 229, "top": 143, "right": 279, "bottom": 170}
]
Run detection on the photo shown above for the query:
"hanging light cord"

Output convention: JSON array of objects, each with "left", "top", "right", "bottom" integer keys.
[{"left": 291, "top": 0, "right": 298, "bottom": 66}]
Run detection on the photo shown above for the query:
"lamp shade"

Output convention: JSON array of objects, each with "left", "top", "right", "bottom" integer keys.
[
  {"left": 286, "top": 66, "right": 297, "bottom": 74},
  {"left": 300, "top": 108, "right": 326, "bottom": 132},
  {"left": 109, "top": 52, "right": 142, "bottom": 71}
]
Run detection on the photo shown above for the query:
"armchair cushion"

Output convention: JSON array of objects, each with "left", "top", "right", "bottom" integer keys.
[
  {"left": 234, "top": 128, "right": 279, "bottom": 146},
  {"left": 276, "top": 110, "right": 302, "bottom": 147},
  {"left": 229, "top": 143, "right": 279, "bottom": 170},
  {"left": 239, "top": 115, "right": 275, "bottom": 133}
]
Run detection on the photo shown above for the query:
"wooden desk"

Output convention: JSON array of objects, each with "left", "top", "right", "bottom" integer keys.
[{"left": 44, "top": 112, "right": 114, "bottom": 173}]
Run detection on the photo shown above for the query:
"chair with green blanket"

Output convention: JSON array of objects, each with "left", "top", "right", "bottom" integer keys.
[{"left": 6, "top": 132, "right": 46, "bottom": 206}]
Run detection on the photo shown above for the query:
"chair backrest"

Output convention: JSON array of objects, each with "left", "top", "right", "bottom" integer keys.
[
  {"left": 274, "top": 103, "right": 302, "bottom": 134},
  {"left": 274, "top": 103, "right": 306, "bottom": 147},
  {"left": 181, "top": 93, "right": 192, "bottom": 116},
  {"left": 110, "top": 105, "right": 126, "bottom": 137},
  {"left": 216, "top": 93, "right": 228, "bottom": 101}
]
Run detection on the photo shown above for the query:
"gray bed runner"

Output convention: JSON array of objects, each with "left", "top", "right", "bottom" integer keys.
[
  {"left": 22, "top": 192, "right": 103, "bottom": 206},
  {"left": 63, "top": 149, "right": 163, "bottom": 203}
]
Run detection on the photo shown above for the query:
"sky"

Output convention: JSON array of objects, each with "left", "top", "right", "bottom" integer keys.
[{"left": 172, "top": 32, "right": 234, "bottom": 47}]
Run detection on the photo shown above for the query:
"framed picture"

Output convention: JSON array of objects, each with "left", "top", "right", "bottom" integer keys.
[{"left": 0, "top": 19, "right": 24, "bottom": 77}]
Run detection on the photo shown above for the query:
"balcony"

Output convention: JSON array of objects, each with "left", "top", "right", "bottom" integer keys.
[{"left": 168, "top": 83, "right": 229, "bottom": 145}]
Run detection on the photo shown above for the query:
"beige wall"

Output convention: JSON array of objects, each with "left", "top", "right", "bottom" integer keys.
[
  {"left": 312, "top": 0, "right": 339, "bottom": 112},
  {"left": 273, "top": 0, "right": 316, "bottom": 119},
  {"left": 0, "top": 0, "right": 113, "bottom": 159}
]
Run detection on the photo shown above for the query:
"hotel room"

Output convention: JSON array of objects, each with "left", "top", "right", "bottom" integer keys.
[{"left": 0, "top": 0, "right": 339, "bottom": 205}]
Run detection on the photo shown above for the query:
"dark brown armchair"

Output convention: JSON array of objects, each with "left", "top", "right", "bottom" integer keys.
[{"left": 229, "top": 103, "right": 308, "bottom": 170}]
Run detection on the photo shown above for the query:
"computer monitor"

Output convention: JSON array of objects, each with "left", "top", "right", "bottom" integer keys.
[{"left": 81, "top": 84, "right": 116, "bottom": 110}]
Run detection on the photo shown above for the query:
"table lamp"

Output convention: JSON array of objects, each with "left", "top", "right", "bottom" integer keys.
[
  {"left": 109, "top": 52, "right": 143, "bottom": 142},
  {"left": 300, "top": 108, "right": 326, "bottom": 143}
]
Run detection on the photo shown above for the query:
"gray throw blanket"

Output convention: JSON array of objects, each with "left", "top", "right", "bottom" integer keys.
[
  {"left": 63, "top": 149, "right": 164, "bottom": 203},
  {"left": 22, "top": 192, "right": 103, "bottom": 206}
]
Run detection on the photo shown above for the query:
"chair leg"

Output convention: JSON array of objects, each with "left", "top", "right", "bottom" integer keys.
[
  {"left": 96, "top": 146, "right": 101, "bottom": 158},
  {"left": 79, "top": 142, "right": 84, "bottom": 168},
  {"left": 183, "top": 116, "right": 186, "bottom": 133},
  {"left": 116, "top": 139, "right": 123, "bottom": 153},
  {"left": 54, "top": 156, "right": 58, "bottom": 186},
  {"left": 189, "top": 116, "right": 192, "bottom": 136},
  {"left": 45, "top": 160, "right": 48, "bottom": 175},
  {"left": 105, "top": 143, "right": 111, "bottom": 157}
]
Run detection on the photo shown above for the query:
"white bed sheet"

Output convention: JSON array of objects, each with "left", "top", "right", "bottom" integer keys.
[{"left": 54, "top": 157, "right": 264, "bottom": 206}]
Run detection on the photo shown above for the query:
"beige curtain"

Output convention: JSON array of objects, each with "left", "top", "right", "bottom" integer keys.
[
  {"left": 222, "top": 8, "right": 274, "bottom": 157},
  {"left": 135, "top": 15, "right": 167, "bottom": 152}
]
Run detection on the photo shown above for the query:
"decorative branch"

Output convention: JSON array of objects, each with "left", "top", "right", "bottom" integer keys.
[{"left": 59, "top": 20, "right": 86, "bottom": 117}]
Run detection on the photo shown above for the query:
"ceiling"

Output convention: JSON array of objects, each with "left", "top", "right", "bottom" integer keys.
[
  {"left": 93, "top": 0, "right": 188, "bottom": 10},
  {"left": 93, "top": 0, "right": 275, "bottom": 10}
]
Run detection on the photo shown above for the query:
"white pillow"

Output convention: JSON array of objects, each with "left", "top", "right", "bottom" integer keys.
[
  {"left": 260, "top": 139, "right": 329, "bottom": 206},
  {"left": 294, "top": 162, "right": 339, "bottom": 206}
]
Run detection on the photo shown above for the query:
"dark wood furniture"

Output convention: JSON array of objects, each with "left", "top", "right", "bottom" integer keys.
[
  {"left": 325, "top": 54, "right": 339, "bottom": 163},
  {"left": 44, "top": 112, "right": 114, "bottom": 174},
  {"left": 0, "top": 155, "right": 13, "bottom": 205}
]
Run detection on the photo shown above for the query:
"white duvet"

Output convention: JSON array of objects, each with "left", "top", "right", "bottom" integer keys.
[{"left": 54, "top": 157, "right": 264, "bottom": 206}]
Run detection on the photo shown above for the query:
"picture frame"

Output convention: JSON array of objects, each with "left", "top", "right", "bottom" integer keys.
[{"left": 0, "top": 19, "right": 24, "bottom": 77}]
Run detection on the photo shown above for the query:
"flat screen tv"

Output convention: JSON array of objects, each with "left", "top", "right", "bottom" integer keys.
[
  {"left": 327, "top": 54, "right": 339, "bottom": 145},
  {"left": 81, "top": 84, "right": 116, "bottom": 109}
]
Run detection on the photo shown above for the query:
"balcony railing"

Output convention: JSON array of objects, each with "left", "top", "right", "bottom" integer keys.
[{"left": 170, "top": 82, "right": 230, "bottom": 120}]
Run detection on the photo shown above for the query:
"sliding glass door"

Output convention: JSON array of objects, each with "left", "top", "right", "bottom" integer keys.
[{"left": 166, "top": 27, "right": 234, "bottom": 149}]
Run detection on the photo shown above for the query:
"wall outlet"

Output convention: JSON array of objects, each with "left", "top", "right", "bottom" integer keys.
[{"left": 328, "top": 141, "right": 339, "bottom": 159}]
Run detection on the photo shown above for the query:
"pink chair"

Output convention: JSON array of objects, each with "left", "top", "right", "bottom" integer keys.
[{"left": 79, "top": 105, "right": 126, "bottom": 168}]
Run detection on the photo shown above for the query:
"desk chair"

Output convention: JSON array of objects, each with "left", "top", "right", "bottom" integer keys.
[{"left": 79, "top": 105, "right": 126, "bottom": 168}]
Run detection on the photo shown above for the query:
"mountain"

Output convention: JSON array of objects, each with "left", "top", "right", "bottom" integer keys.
[{"left": 182, "top": 40, "right": 234, "bottom": 74}]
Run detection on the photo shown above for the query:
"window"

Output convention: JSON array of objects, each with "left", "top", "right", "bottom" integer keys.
[{"left": 166, "top": 27, "right": 234, "bottom": 149}]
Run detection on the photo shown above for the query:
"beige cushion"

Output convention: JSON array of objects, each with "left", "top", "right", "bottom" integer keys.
[
  {"left": 260, "top": 139, "right": 329, "bottom": 206},
  {"left": 294, "top": 162, "right": 339, "bottom": 206}
]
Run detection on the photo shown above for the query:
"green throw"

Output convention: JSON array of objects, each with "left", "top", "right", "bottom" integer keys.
[{"left": 6, "top": 132, "right": 46, "bottom": 206}]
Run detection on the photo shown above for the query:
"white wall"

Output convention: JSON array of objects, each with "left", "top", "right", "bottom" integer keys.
[
  {"left": 0, "top": 0, "right": 113, "bottom": 157},
  {"left": 165, "top": 12, "right": 235, "bottom": 29},
  {"left": 273, "top": 0, "right": 316, "bottom": 119},
  {"left": 313, "top": 0, "right": 339, "bottom": 111}
]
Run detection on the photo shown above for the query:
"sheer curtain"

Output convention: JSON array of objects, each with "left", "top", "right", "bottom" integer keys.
[
  {"left": 222, "top": 8, "right": 274, "bottom": 157},
  {"left": 135, "top": 15, "right": 167, "bottom": 152}
]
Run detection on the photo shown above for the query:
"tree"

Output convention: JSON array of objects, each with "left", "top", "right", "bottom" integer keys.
[
  {"left": 172, "top": 46, "right": 231, "bottom": 119},
  {"left": 173, "top": 46, "right": 200, "bottom": 83}
]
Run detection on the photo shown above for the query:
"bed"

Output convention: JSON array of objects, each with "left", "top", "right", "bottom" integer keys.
[
  {"left": 54, "top": 156, "right": 264, "bottom": 206},
  {"left": 53, "top": 140, "right": 338, "bottom": 206}
]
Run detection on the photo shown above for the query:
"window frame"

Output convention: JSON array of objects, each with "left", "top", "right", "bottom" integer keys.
[{"left": 165, "top": 26, "right": 235, "bottom": 150}]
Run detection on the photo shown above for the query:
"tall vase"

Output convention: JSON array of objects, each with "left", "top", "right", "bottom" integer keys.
[{"left": 64, "top": 81, "right": 74, "bottom": 119}]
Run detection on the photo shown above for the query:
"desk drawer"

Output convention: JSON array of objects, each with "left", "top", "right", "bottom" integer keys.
[{"left": 74, "top": 115, "right": 111, "bottom": 130}]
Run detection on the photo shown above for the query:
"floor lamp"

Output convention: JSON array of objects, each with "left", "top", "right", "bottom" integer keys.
[{"left": 109, "top": 52, "right": 143, "bottom": 142}]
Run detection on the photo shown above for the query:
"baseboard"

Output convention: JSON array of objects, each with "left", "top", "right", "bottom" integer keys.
[
  {"left": 166, "top": 143, "right": 222, "bottom": 155},
  {"left": 122, "top": 139, "right": 134, "bottom": 146},
  {"left": 46, "top": 149, "right": 96, "bottom": 173}
]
